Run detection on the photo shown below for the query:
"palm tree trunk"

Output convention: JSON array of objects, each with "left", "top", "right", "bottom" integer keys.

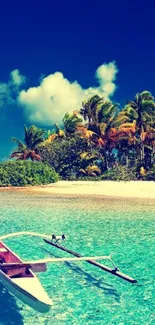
[
  {"left": 139, "top": 139, "right": 145, "bottom": 166},
  {"left": 104, "top": 151, "right": 108, "bottom": 171},
  {"left": 126, "top": 154, "right": 129, "bottom": 167}
]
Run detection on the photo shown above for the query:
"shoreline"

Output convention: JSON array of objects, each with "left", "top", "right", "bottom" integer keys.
[{"left": 0, "top": 180, "right": 155, "bottom": 200}]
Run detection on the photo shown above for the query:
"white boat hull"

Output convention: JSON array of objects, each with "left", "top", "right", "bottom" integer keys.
[
  {"left": 0, "top": 270, "right": 52, "bottom": 313},
  {"left": 0, "top": 241, "right": 52, "bottom": 313}
]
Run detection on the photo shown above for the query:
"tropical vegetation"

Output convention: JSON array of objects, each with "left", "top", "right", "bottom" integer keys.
[
  {"left": 0, "top": 90, "right": 155, "bottom": 186},
  {"left": 0, "top": 161, "right": 59, "bottom": 186},
  {"left": 11, "top": 125, "right": 45, "bottom": 161}
]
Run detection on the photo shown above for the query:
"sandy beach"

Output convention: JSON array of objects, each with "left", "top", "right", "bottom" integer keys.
[{"left": 1, "top": 181, "right": 155, "bottom": 199}]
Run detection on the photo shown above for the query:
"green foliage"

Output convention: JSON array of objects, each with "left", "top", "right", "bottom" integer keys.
[
  {"left": 125, "top": 90, "right": 155, "bottom": 130},
  {"left": 101, "top": 165, "right": 137, "bottom": 181},
  {"left": 0, "top": 160, "right": 59, "bottom": 186},
  {"left": 142, "top": 166, "right": 155, "bottom": 180},
  {"left": 4, "top": 91, "right": 155, "bottom": 182},
  {"left": 80, "top": 165, "right": 102, "bottom": 177},
  {"left": 80, "top": 95, "right": 104, "bottom": 125},
  {"left": 38, "top": 136, "right": 99, "bottom": 179},
  {"left": 11, "top": 125, "right": 45, "bottom": 161},
  {"left": 23, "top": 125, "right": 45, "bottom": 149},
  {"left": 63, "top": 112, "right": 83, "bottom": 134}
]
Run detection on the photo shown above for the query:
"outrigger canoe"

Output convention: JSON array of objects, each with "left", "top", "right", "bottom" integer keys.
[
  {"left": 0, "top": 231, "right": 137, "bottom": 314},
  {"left": 0, "top": 241, "right": 52, "bottom": 313}
]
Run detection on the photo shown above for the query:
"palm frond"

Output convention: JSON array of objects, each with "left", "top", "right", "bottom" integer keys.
[
  {"left": 108, "top": 114, "right": 131, "bottom": 128},
  {"left": 142, "top": 100, "right": 155, "bottom": 113},
  {"left": 141, "top": 90, "right": 154, "bottom": 101},
  {"left": 11, "top": 137, "right": 26, "bottom": 151}
]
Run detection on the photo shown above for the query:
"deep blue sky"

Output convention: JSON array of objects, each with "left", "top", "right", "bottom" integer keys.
[{"left": 0, "top": 0, "right": 155, "bottom": 160}]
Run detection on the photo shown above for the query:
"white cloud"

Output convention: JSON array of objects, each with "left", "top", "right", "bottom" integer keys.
[
  {"left": 96, "top": 62, "right": 117, "bottom": 83},
  {"left": 18, "top": 61, "right": 118, "bottom": 126},
  {"left": 0, "top": 69, "right": 26, "bottom": 109},
  {"left": 0, "top": 82, "right": 14, "bottom": 108},
  {"left": 10, "top": 69, "right": 26, "bottom": 86},
  {"left": 95, "top": 61, "right": 118, "bottom": 96},
  {"left": 0, "top": 62, "right": 117, "bottom": 124},
  {"left": 19, "top": 72, "right": 83, "bottom": 124}
]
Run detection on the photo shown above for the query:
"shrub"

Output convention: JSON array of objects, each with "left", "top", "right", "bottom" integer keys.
[
  {"left": 142, "top": 166, "right": 155, "bottom": 181},
  {"left": 85, "top": 165, "right": 101, "bottom": 176},
  {"left": 79, "top": 165, "right": 101, "bottom": 177},
  {"left": 0, "top": 160, "right": 59, "bottom": 186},
  {"left": 101, "top": 165, "right": 137, "bottom": 181},
  {"left": 38, "top": 136, "right": 98, "bottom": 179}
]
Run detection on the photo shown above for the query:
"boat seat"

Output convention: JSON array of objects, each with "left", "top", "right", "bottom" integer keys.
[
  {"left": 8, "top": 267, "right": 26, "bottom": 277},
  {"left": 0, "top": 248, "right": 8, "bottom": 253}
]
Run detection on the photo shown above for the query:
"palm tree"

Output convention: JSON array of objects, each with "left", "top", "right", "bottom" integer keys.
[
  {"left": 80, "top": 96, "right": 130, "bottom": 139},
  {"left": 85, "top": 100, "right": 130, "bottom": 170},
  {"left": 140, "top": 126, "right": 155, "bottom": 167},
  {"left": 63, "top": 112, "right": 83, "bottom": 135},
  {"left": 54, "top": 124, "right": 65, "bottom": 137},
  {"left": 80, "top": 95, "right": 104, "bottom": 127},
  {"left": 38, "top": 124, "right": 66, "bottom": 147},
  {"left": 124, "top": 91, "right": 155, "bottom": 132},
  {"left": 11, "top": 125, "right": 45, "bottom": 160},
  {"left": 80, "top": 96, "right": 131, "bottom": 170},
  {"left": 75, "top": 125, "right": 95, "bottom": 140},
  {"left": 124, "top": 90, "right": 155, "bottom": 165}
]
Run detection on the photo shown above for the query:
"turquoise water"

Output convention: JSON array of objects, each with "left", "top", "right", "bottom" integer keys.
[{"left": 0, "top": 190, "right": 154, "bottom": 325}]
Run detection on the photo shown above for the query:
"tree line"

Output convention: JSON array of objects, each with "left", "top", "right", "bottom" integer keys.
[{"left": 9, "top": 90, "right": 155, "bottom": 181}]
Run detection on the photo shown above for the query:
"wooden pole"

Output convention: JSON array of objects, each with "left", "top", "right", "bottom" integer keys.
[
  {"left": 43, "top": 238, "right": 137, "bottom": 284},
  {"left": 28, "top": 255, "right": 111, "bottom": 264},
  {"left": 0, "top": 262, "right": 47, "bottom": 273}
]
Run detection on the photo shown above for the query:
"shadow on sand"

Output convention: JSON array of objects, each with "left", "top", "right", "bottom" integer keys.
[{"left": 0, "top": 282, "right": 23, "bottom": 325}]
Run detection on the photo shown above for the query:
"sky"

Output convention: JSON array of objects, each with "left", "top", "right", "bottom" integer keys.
[{"left": 0, "top": 0, "right": 155, "bottom": 160}]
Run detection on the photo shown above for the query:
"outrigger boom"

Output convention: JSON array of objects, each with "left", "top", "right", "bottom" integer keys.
[{"left": 43, "top": 238, "right": 137, "bottom": 284}]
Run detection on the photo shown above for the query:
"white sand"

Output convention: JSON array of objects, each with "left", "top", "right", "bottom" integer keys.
[{"left": 31, "top": 181, "right": 155, "bottom": 199}]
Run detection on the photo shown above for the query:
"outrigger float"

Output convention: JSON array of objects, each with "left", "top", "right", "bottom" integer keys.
[
  {"left": 0, "top": 232, "right": 137, "bottom": 313},
  {"left": 43, "top": 237, "right": 137, "bottom": 284}
]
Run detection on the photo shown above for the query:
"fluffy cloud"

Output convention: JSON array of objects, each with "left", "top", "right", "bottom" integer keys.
[
  {"left": 0, "top": 69, "right": 26, "bottom": 109},
  {"left": 18, "top": 61, "right": 118, "bottom": 126},
  {"left": 0, "top": 83, "right": 13, "bottom": 107},
  {"left": 10, "top": 69, "right": 26, "bottom": 87},
  {"left": 96, "top": 62, "right": 118, "bottom": 96}
]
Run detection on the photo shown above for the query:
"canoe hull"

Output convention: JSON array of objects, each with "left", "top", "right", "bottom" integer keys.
[
  {"left": 0, "top": 270, "right": 51, "bottom": 313},
  {"left": 0, "top": 241, "right": 52, "bottom": 313}
]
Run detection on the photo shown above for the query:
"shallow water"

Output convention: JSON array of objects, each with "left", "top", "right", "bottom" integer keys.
[{"left": 0, "top": 191, "right": 155, "bottom": 325}]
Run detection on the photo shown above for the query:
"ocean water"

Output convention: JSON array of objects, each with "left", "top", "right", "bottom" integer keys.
[{"left": 0, "top": 190, "right": 154, "bottom": 325}]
